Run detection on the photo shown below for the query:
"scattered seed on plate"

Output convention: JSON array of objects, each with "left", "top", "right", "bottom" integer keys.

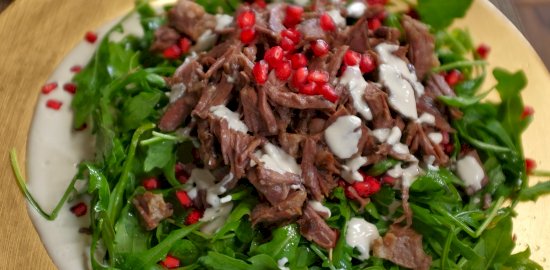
[
  {"left": 63, "top": 83, "right": 77, "bottom": 94},
  {"left": 41, "top": 82, "right": 58, "bottom": 94},
  {"left": 46, "top": 99, "right": 62, "bottom": 110},
  {"left": 84, "top": 31, "right": 98, "bottom": 43}
]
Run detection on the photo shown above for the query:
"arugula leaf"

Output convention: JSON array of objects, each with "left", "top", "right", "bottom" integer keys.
[
  {"left": 169, "top": 240, "right": 201, "bottom": 265},
  {"left": 251, "top": 224, "right": 301, "bottom": 263},
  {"left": 113, "top": 205, "right": 149, "bottom": 256},
  {"left": 416, "top": 0, "right": 474, "bottom": 30},
  {"left": 122, "top": 91, "right": 162, "bottom": 131},
  {"left": 518, "top": 181, "right": 550, "bottom": 201},
  {"left": 144, "top": 140, "right": 174, "bottom": 172},
  {"left": 199, "top": 252, "right": 279, "bottom": 270}
]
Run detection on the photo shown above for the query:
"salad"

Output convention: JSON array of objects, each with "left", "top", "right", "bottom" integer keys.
[{"left": 12, "top": 0, "right": 550, "bottom": 269}]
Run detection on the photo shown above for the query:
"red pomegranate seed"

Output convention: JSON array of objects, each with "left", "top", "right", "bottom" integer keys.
[
  {"left": 352, "top": 175, "right": 381, "bottom": 197},
  {"left": 281, "top": 28, "right": 301, "bottom": 44},
  {"left": 63, "top": 83, "right": 77, "bottom": 94},
  {"left": 445, "top": 69, "right": 463, "bottom": 87},
  {"left": 444, "top": 143, "right": 454, "bottom": 154},
  {"left": 280, "top": 36, "right": 295, "bottom": 51},
  {"left": 255, "top": 0, "right": 266, "bottom": 8},
  {"left": 307, "top": 70, "right": 329, "bottom": 84},
  {"left": 176, "top": 190, "right": 193, "bottom": 208},
  {"left": 381, "top": 175, "right": 396, "bottom": 186},
  {"left": 70, "top": 65, "right": 82, "bottom": 73},
  {"left": 142, "top": 177, "right": 159, "bottom": 190},
  {"left": 240, "top": 28, "right": 256, "bottom": 44},
  {"left": 237, "top": 10, "right": 256, "bottom": 29},
  {"left": 525, "top": 158, "right": 536, "bottom": 174},
  {"left": 275, "top": 61, "right": 292, "bottom": 80},
  {"left": 84, "top": 31, "right": 98, "bottom": 43},
  {"left": 185, "top": 209, "right": 202, "bottom": 225},
  {"left": 160, "top": 255, "right": 180, "bottom": 269},
  {"left": 41, "top": 82, "right": 58, "bottom": 94},
  {"left": 476, "top": 44, "right": 491, "bottom": 59},
  {"left": 163, "top": 44, "right": 182, "bottom": 59},
  {"left": 70, "top": 202, "right": 87, "bottom": 217},
  {"left": 317, "top": 83, "right": 338, "bottom": 103},
  {"left": 46, "top": 99, "right": 62, "bottom": 110},
  {"left": 253, "top": 60, "right": 269, "bottom": 84},
  {"left": 311, "top": 39, "right": 329, "bottom": 57},
  {"left": 319, "top": 13, "right": 336, "bottom": 32},
  {"left": 175, "top": 163, "right": 189, "bottom": 183},
  {"left": 300, "top": 82, "right": 317, "bottom": 95},
  {"left": 292, "top": 67, "right": 309, "bottom": 87},
  {"left": 290, "top": 53, "right": 307, "bottom": 69},
  {"left": 368, "top": 18, "right": 382, "bottom": 31},
  {"left": 264, "top": 46, "right": 284, "bottom": 68},
  {"left": 359, "top": 53, "right": 376, "bottom": 73},
  {"left": 284, "top": 5, "right": 304, "bottom": 28},
  {"left": 367, "top": 0, "right": 388, "bottom": 5},
  {"left": 521, "top": 106, "right": 534, "bottom": 119},
  {"left": 343, "top": 50, "right": 361, "bottom": 66},
  {"left": 179, "top": 38, "right": 191, "bottom": 54}
]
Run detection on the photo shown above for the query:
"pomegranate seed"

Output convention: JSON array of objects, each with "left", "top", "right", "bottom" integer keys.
[
  {"left": 281, "top": 28, "right": 301, "bottom": 44},
  {"left": 240, "top": 28, "right": 256, "bottom": 44},
  {"left": 317, "top": 83, "right": 338, "bottom": 103},
  {"left": 300, "top": 82, "right": 317, "bottom": 95},
  {"left": 70, "top": 65, "right": 82, "bottom": 73},
  {"left": 337, "top": 180, "right": 347, "bottom": 188},
  {"left": 264, "top": 46, "right": 284, "bottom": 68},
  {"left": 368, "top": 18, "right": 382, "bottom": 31},
  {"left": 284, "top": 5, "right": 304, "bottom": 28},
  {"left": 163, "top": 45, "right": 181, "bottom": 59},
  {"left": 343, "top": 50, "right": 361, "bottom": 66},
  {"left": 319, "top": 13, "right": 336, "bottom": 32},
  {"left": 254, "top": 0, "right": 266, "bottom": 8},
  {"left": 84, "top": 31, "right": 98, "bottom": 43},
  {"left": 445, "top": 69, "right": 463, "bottom": 87},
  {"left": 176, "top": 190, "right": 193, "bottom": 208},
  {"left": 311, "top": 39, "right": 329, "bottom": 57},
  {"left": 525, "top": 158, "right": 536, "bottom": 174},
  {"left": 359, "top": 53, "right": 376, "bottom": 73},
  {"left": 70, "top": 202, "right": 87, "bottom": 217},
  {"left": 185, "top": 209, "right": 202, "bottom": 225},
  {"left": 237, "top": 10, "right": 256, "bottom": 29},
  {"left": 63, "top": 83, "right": 77, "bottom": 94},
  {"left": 75, "top": 123, "right": 88, "bottom": 131},
  {"left": 46, "top": 99, "right": 62, "bottom": 110},
  {"left": 521, "top": 106, "right": 534, "bottom": 119},
  {"left": 444, "top": 143, "right": 454, "bottom": 154},
  {"left": 476, "top": 44, "right": 491, "bottom": 59},
  {"left": 367, "top": 0, "right": 388, "bottom": 5},
  {"left": 352, "top": 176, "right": 381, "bottom": 197},
  {"left": 253, "top": 60, "right": 269, "bottom": 84},
  {"left": 142, "top": 177, "right": 159, "bottom": 190},
  {"left": 292, "top": 67, "right": 309, "bottom": 87},
  {"left": 290, "top": 53, "right": 307, "bottom": 69},
  {"left": 441, "top": 131, "right": 450, "bottom": 145},
  {"left": 280, "top": 36, "right": 295, "bottom": 51},
  {"left": 275, "top": 61, "right": 292, "bottom": 80},
  {"left": 41, "top": 82, "right": 58, "bottom": 94},
  {"left": 160, "top": 255, "right": 180, "bottom": 269},
  {"left": 307, "top": 70, "right": 329, "bottom": 84},
  {"left": 179, "top": 38, "right": 191, "bottom": 54},
  {"left": 174, "top": 163, "right": 189, "bottom": 183},
  {"left": 381, "top": 175, "right": 396, "bottom": 186}
]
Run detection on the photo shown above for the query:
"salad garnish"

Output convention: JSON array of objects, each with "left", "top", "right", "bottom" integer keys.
[{"left": 11, "top": 0, "right": 550, "bottom": 269}]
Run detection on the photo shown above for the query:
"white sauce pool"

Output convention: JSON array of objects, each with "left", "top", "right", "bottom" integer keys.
[
  {"left": 341, "top": 156, "right": 367, "bottom": 183},
  {"left": 324, "top": 115, "right": 363, "bottom": 159},
  {"left": 376, "top": 43, "right": 424, "bottom": 120},
  {"left": 428, "top": 132, "right": 443, "bottom": 144},
  {"left": 339, "top": 65, "right": 373, "bottom": 121},
  {"left": 210, "top": 105, "right": 249, "bottom": 133},
  {"left": 255, "top": 143, "right": 302, "bottom": 175},
  {"left": 309, "top": 200, "right": 332, "bottom": 219},
  {"left": 456, "top": 156, "right": 485, "bottom": 191},
  {"left": 347, "top": 2, "right": 367, "bottom": 18},
  {"left": 345, "top": 217, "right": 380, "bottom": 260}
]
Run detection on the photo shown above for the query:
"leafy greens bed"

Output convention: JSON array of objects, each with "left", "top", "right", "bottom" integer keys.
[{"left": 12, "top": 0, "right": 550, "bottom": 269}]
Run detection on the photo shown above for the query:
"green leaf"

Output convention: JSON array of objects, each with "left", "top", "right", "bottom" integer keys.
[
  {"left": 113, "top": 205, "right": 149, "bottom": 256},
  {"left": 122, "top": 91, "right": 162, "bottom": 131},
  {"left": 199, "top": 252, "right": 279, "bottom": 270},
  {"left": 213, "top": 198, "right": 255, "bottom": 240},
  {"left": 366, "top": 159, "right": 399, "bottom": 176},
  {"left": 502, "top": 248, "right": 543, "bottom": 270},
  {"left": 251, "top": 224, "right": 301, "bottom": 263},
  {"left": 169, "top": 240, "right": 201, "bottom": 265},
  {"left": 417, "top": 0, "right": 474, "bottom": 30},
  {"left": 518, "top": 181, "right": 550, "bottom": 201},
  {"left": 463, "top": 216, "right": 515, "bottom": 269},
  {"left": 143, "top": 140, "right": 174, "bottom": 172},
  {"left": 494, "top": 68, "right": 527, "bottom": 100}
]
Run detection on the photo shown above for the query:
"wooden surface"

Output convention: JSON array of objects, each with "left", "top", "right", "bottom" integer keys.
[{"left": 0, "top": 0, "right": 549, "bottom": 269}]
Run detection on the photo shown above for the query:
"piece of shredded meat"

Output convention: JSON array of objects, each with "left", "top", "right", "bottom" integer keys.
[
  {"left": 373, "top": 225, "right": 432, "bottom": 270},
  {"left": 132, "top": 191, "right": 173, "bottom": 231}
]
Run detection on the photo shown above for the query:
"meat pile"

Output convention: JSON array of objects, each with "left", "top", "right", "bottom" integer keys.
[{"left": 142, "top": 0, "right": 476, "bottom": 268}]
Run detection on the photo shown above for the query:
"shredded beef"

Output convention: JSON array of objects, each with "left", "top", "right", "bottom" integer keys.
[
  {"left": 373, "top": 225, "right": 432, "bottom": 270},
  {"left": 251, "top": 189, "right": 307, "bottom": 226},
  {"left": 402, "top": 15, "right": 438, "bottom": 80},
  {"left": 151, "top": 26, "right": 181, "bottom": 52},
  {"left": 193, "top": 74, "right": 234, "bottom": 119},
  {"left": 132, "top": 192, "right": 173, "bottom": 231},
  {"left": 167, "top": 0, "right": 216, "bottom": 41},
  {"left": 298, "top": 19, "right": 326, "bottom": 41},
  {"left": 297, "top": 203, "right": 338, "bottom": 249},
  {"left": 268, "top": 3, "right": 286, "bottom": 33},
  {"left": 302, "top": 137, "right": 324, "bottom": 200},
  {"left": 248, "top": 165, "right": 302, "bottom": 205},
  {"left": 263, "top": 73, "right": 336, "bottom": 110},
  {"left": 364, "top": 83, "right": 394, "bottom": 129}
]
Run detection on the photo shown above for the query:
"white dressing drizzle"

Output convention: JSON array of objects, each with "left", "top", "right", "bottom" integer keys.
[
  {"left": 324, "top": 115, "right": 363, "bottom": 159},
  {"left": 327, "top": 10, "right": 346, "bottom": 28},
  {"left": 428, "top": 132, "right": 443, "bottom": 144},
  {"left": 209, "top": 105, "right": 249, "bottom": 133},
  {"left": 347, "top": 2, "right": 367, "bottom": 18},
  {"left": 456, "top": 156, "right": 485, "bottom": 191},
  {"left": 387, "top": 162, "right": 422, "bottom": 188},
  {"left": 372, "top": 128, "right": 390, "bottom": 143},
  {"left": 341, "top": 156, "right": 367, "bottom": 183},
  {"left": 416, "top": 112, "right": 436, "bottom": 125},
  {"left": 339, "top": 65, "right": 373, "bottom": 121},
  {"left": 255, "top": 143, "right": 302, "bottom": 175},
  {"left": 309, "top": 200, "right": 332, "bottom": 219},
  {"left": 376, "top": 43, "right": 424, "bottom": 120},
  {"left": 386, "top": 126, "right": 402, "bottom": 145},
  {"left": 215, "top": 14, "right": 233, "bottom": 31},
  {"left": 278, "top": 257, "right": 290, "bottom": 270},
  {"left": 346, "top": 217, "right": 380, "bottom": 260}
]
